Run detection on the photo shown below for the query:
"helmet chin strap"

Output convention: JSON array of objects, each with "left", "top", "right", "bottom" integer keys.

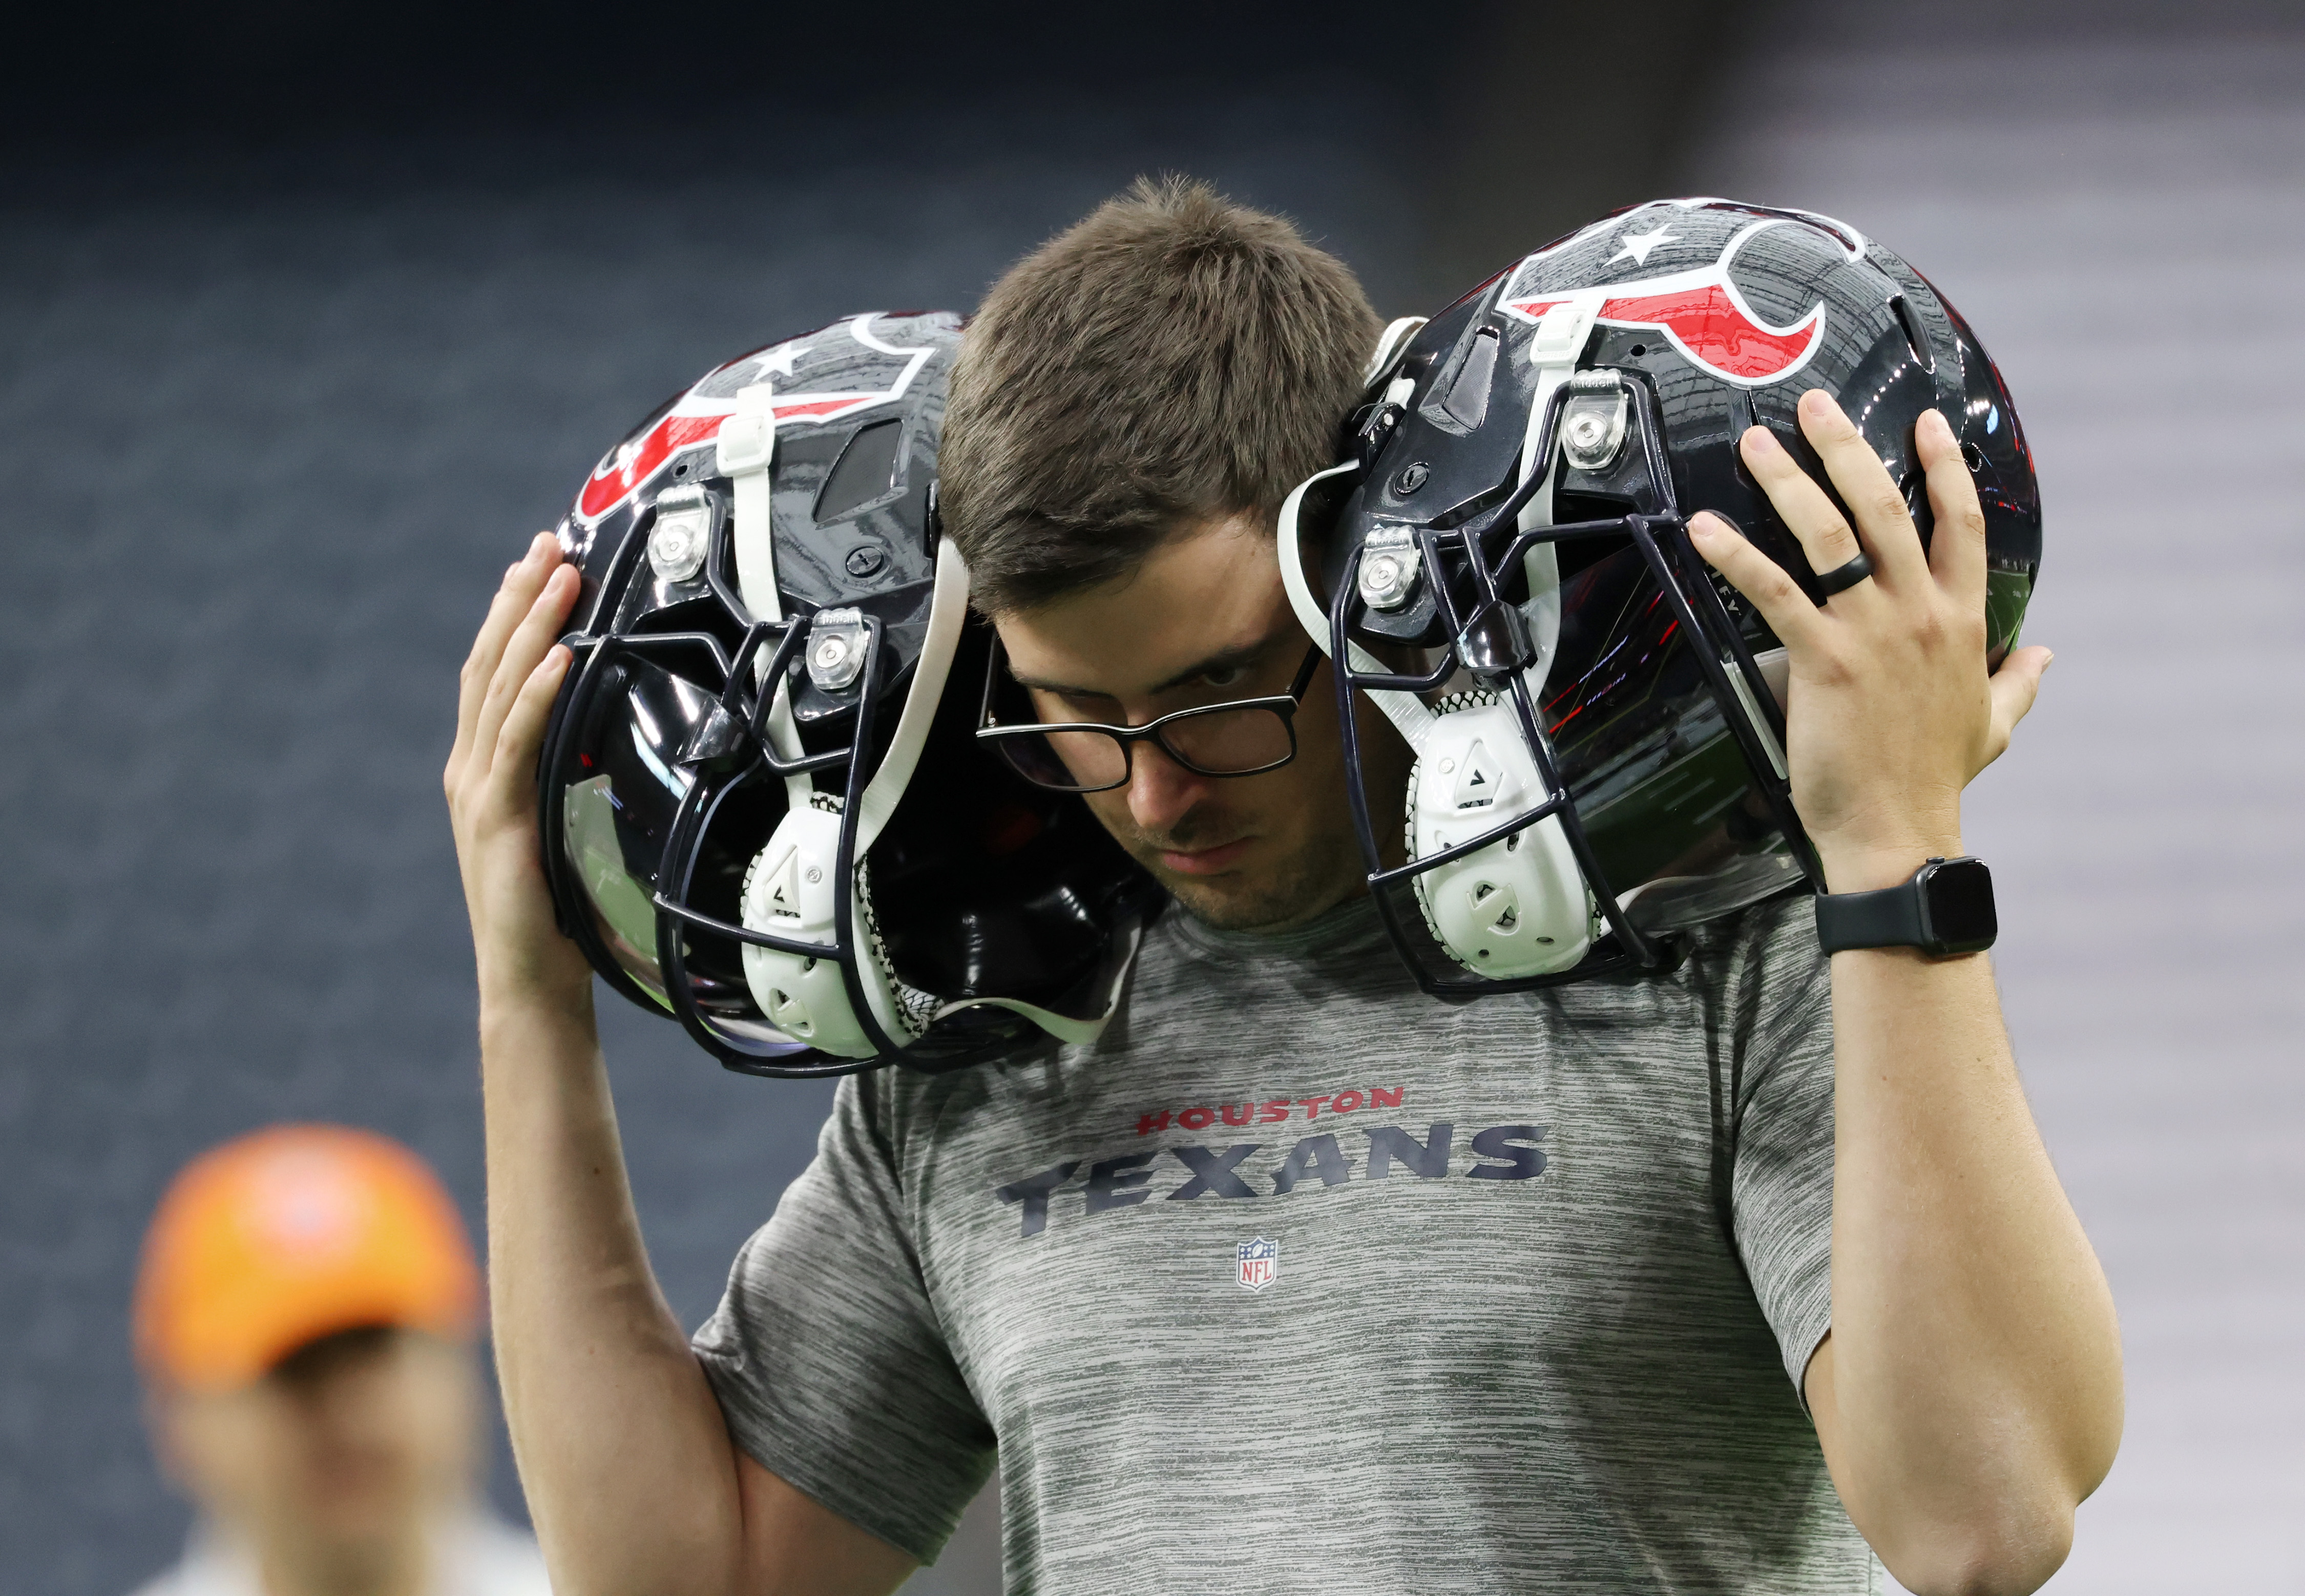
[
  {"left": 720, "top": 379, "right": 900, "bottom": 1056},
  {"left": 1364, "top": 316, "right": 1429, "bottom": 386},
  {"left": 731, "top": 540, "right": 968, "bottom": 1059},
  {"left": 717, "top": 381, "right": 812, "bottom": 810},
  {"left": 1513, "top": 300, "right": 1599, "bottom": 692},
  {"left": 1277, "top": 463, "right": 1435, "bottom": 755},
  {"left": 1398, "top": 300, "right": 1598, "bottom": 979}
]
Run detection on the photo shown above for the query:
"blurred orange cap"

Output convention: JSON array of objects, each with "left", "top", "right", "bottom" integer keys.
[{"left": 135, "top": 1125, "right": 481, "bottom": 1392}]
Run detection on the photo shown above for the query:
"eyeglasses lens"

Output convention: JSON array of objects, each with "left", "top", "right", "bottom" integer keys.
[
  {"left": 996, "top": 706, "right": 1293, "bottom": 793},
  {"left": 1162, "top": 706, "right": 1293, "bottom": 773},
  {"left": 1036, "top": 728, "right": 1131, "bottom": 791}
]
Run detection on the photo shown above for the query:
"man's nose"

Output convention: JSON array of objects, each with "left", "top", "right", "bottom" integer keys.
[{"left": 1125, "top": 740, "right": 1212, "bottom": 836}]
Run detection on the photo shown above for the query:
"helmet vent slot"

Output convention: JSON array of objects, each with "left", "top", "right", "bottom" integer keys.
[
  {"left": 814, "top": 417, "right": 905, "bottom": 523},
  {"left": 1890, "top": 295, "right": 1934, "bottom": 372},
  {"left": 1424, "top": 325, "right": 1500, "bottom": 436}
]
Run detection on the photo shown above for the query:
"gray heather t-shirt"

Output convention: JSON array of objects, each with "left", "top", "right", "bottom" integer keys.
[{"left": 694, "top": 891, "right": 1879, "bottom": 1593}]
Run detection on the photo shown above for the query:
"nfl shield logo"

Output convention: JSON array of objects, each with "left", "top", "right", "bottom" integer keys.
[{"left": 1236, "top": 1236, "right": 1278, "bottom": 1291}]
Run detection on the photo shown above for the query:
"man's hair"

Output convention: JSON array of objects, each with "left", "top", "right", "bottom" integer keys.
[{"left": 942, "top": 176, "right": 1380, "bottom": 613}]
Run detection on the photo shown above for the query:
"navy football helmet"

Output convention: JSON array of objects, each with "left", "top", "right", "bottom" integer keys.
[
  {"left": 537, "top": 313, "right": 1160, "bottom": 1075},
  {"left": 1280, "top": 199, "right": 2041, "bottom": 995}
]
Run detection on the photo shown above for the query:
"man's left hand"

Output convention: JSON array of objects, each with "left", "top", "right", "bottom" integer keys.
[{"left": 1688, "top": 390, "right": 2051, "bottom": 890}]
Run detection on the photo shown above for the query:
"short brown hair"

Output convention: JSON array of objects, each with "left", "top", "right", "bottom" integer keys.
[{"left": 942, "top": 176, "right": 1380, "bottom": 613}]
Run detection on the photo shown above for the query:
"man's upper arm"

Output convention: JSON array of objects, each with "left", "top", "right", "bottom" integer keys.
[
  {"left": 1726, "top": 898, "right": 1839, "bottom": 1409},
  {"left": 734, "top": 1449, "right": 919, "bottom": 1596},
  {"left": 1801, "top": 1331, "right": 1840, "bottom": 1452},
  {"left": 694, "top": 1074, "right": 996, "bottom": 1567}
]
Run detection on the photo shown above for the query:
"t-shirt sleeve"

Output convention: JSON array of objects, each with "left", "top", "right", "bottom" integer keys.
[
  {"left": 1725, "top": 895, "right": 1838, "bottom": 1408},
  {"left": 691, "top": 1074, "right": 995, "bottom": 1563}
]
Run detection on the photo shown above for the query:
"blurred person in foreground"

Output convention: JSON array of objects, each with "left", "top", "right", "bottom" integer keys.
[{"left": 132, "top": 1124, "right": 549, "bottom": 1596}]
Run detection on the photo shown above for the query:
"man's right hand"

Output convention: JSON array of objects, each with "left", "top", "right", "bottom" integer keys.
[
  {"left": 443, "top": 531, "right": 589, "bottom": 1006},
  {"left": 444, "top": 533, "right": 919, "bottom": 1596}
]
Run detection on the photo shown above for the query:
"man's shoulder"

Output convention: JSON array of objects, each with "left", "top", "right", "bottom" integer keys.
[
  {"left": 1664, "top": 887, "right": 1824, "bottom": 993},
  {"left": 1525, "top": 887, "right": 1826, "bottom": 1058}
]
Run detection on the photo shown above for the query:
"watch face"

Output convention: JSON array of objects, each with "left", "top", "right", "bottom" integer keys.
[{"left": 1920, "top": 857, "right": 1997, "bottom": 952}]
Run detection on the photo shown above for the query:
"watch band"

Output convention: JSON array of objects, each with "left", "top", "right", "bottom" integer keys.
[
  {"left": 1813, "top": 855, "right": 1997, "bottom": 957},
  {"left": 1812, "top": 874, "right": 1929, "bottom": 954}
]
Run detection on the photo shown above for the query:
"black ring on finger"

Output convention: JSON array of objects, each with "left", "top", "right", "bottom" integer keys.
[{"left": 1817, "top": 550, "right": 1874, "bottom": 597}]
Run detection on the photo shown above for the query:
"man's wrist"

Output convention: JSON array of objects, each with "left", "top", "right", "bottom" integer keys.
[
  {"left": 1815, "top": 837, "right": 1965, "bottom": 894},
  {"left": 478, "top": 959, "right": 596, "bottom": 1029}
]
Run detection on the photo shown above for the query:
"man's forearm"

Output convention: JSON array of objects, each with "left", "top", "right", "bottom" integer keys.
[
  {"left": 480, "top": 982, "right": 748, "bottom": 1596},
  {"left": 1814, "top": 894, "right": 2122, "bottom": 1594}
]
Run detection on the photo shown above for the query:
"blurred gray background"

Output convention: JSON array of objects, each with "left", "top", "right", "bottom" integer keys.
[{"left": 2, "top": 1, "right": 2296, "bottom": 1591}]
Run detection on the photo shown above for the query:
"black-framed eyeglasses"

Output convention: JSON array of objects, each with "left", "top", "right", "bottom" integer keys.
[{"left": 976, "top": 637, "right": 1324, "bottom": 794}]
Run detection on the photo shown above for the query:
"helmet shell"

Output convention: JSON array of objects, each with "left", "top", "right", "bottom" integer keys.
[
  {"left": 538, "top": 313, "right": 1158, "bottom": 1074},
  {"left": 1311, "top": 199, "right": 2041, "bottom": 993}
]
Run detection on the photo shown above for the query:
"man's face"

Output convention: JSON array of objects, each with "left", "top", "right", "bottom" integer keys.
[
  {"left": 155, "top": 1326, "right": 479, "bottom": 1586},
  {"left": 993, "top": 515, "right": 1406, "bottom": 931}
]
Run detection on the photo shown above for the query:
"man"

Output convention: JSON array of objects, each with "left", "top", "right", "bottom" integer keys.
[
  {"left": 446, "top": 179, "right": 2120, "bottom": 1593},
  {"left": 132, "top": 1125, "right": 549, "bottom": 1596}
]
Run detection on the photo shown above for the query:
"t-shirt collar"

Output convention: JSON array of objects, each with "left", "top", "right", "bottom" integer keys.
[{"left": 1163, "top": 891, "right": 1394, "bottom": 965}]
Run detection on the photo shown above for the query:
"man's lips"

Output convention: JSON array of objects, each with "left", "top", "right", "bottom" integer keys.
[{"left": 1156, "top": 836, "right": 1256, "bottom": 876}]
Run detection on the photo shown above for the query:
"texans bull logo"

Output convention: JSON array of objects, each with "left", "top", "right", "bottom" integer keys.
[
  {"left": 1499, "top": 213, "right": 1863, "bottom": 387},
  {"left": 575, "top": 314, "right": 937, "bottom": 524}
]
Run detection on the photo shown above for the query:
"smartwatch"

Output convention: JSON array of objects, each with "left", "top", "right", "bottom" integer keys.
[{"left": 1813, "top": 856, "right": 1997, "bottom": 957}]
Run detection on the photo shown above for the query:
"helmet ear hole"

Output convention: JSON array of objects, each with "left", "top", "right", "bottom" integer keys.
[{"left": 766, "top": 990, "right": 812, "bottom": 1037}]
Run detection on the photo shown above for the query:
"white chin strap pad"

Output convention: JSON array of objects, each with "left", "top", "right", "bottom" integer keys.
[
  {"left": 731, "top": 540, "right": 970, "bottom": 1061},
  {"left": 1408, "top": 702, "right": 1592, "bottom": 978},
  {"left": 739, "top": 802, "right": 914, "bottom": 1057}
]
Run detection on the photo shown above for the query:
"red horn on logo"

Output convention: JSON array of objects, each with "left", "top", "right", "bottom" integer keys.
[
  {"left": 1591, "top": 285, "right": 1822, "bottom": 383},
  {"left": 573, "top": 394, "right": 901, "bottom": 523},
  {"left": 1510, "top": 286, "right": 1824, "bottom": 385},
  {"left": 577, "top": 411, "right": 726, "bottom": 522},
  {"left": 1502, "top": 218, "right": 1832, "bottom": 386}
]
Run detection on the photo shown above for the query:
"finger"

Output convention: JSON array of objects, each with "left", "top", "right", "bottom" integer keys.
[
  {"left": 1981, "top": 644, "right": 2052, "bottom": 770},
  {"left": 471, "top": 563, "right": 580, "bottom": 786},
  {"left": 450, "top": 562, "right": 534, "bottom": 785},
  {"left": 1794, "top": 389, "right": 1930, "bottom": 590},
  {"left": 453, "top": 533, "right": 561, "bottom": 773},
  {"left": 1915, "top": 408, "right": 1988, "bottom": 607},
  {"left": 1736, "top": 423, "right": 1874, "bottom": 604},
  {"left": 1688, "top": 511, "right": 1825, "bottom": 650},
  {"left": 490, "top": 643, "right": 575, "bottom": 805}
]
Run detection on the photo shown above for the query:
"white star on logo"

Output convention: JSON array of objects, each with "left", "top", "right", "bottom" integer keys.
[{"left": 1609, "top": 225, "right": 1679, "bottom": 267}]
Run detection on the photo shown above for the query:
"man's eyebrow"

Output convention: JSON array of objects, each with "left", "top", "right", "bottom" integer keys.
[{"left": 1009, "top": 637, "right": 1286, "bottom": 700}]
